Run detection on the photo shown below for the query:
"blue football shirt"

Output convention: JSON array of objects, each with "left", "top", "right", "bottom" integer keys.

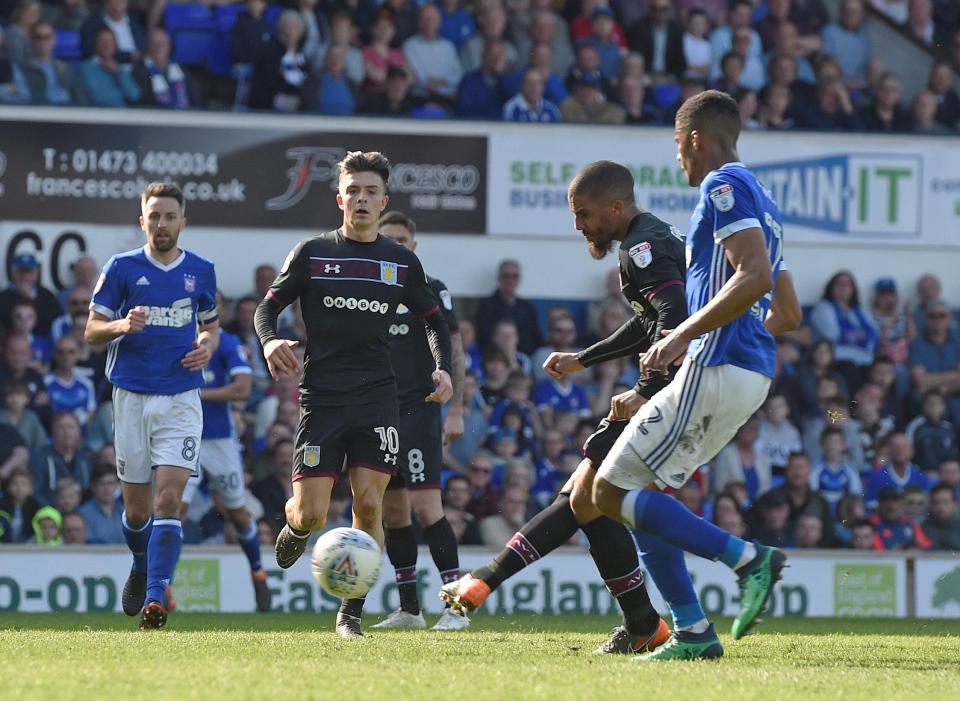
[
  {"left": 90, "top": 246, "right": 218, "bottom": 395},
  {"left": 685, "top": 162, "right": 784, "bottom": 378},
  {"left": 200, "top": 331, "right": 251, "bottom": 440}
]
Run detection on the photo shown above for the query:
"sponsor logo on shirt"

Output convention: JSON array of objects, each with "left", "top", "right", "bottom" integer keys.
[
  {"left": 144, "top": 298, "right": 194, "bottom": 327},
  {"left": 709, "top": 183, "right": 735, "bottom": 212},
  {"left": 628, "top": 241, "right": 653, "bottom": 269},
  {"left": 322, "top": 296, "right": 390, "bottom": 314}
]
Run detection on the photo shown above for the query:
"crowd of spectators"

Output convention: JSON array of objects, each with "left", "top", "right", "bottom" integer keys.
[
  {"left": 1, "top": 244, "right": 958, "bottom": 555},
  {"left": 2, "top": 0, "right": 960, "bottom": 133}
]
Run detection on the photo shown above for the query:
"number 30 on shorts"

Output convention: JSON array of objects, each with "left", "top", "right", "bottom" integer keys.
[{"left": 375, "top": 427, "right": 399, "bottom": 454}]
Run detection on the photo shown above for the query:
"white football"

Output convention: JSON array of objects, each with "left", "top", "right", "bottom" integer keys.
[{"left": 311, "top": 527, "right": 382, "bottom": 599}]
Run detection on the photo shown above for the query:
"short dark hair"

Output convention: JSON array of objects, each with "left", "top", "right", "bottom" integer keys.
[
  {"left": 849, "top": 517, "right": 873, "bottom": 532},
  {"left": 820, "top": 426, "right": 844, "bottom": 443},
  {"left": 931, "top": 482, "right": 958, "bottom": 501},
  {"left": 141, "top": 181, "right": 185, "bottom": 213},
  {"left": 337, "top": 151, "right": 391, "bottom": 188},
  {"left": 674, "top": 89, "right": 741, "bottom": 146},
  {"left": 444, "top": 474, "right": 469, "bottom": 492},
  {"left": 568, "top": 160, "right": 635, "bottom": 204},
  {"left": 786, "top": 450, "right": 809, "bottom": 465},
  {"left": 379, "top": 210, "right": 417, "bottom": 235},
  {"left": 923, "top": 388, "right": 945, "bottom": 402},
  {"left": 4, "top": 380, "right": 29, "bottom": 397},
  {"left": 92, "top": 463, "right": 117, "bottom": 483},
  {"left": 721, "top": 51, "right": 744, "bottom": 71}
]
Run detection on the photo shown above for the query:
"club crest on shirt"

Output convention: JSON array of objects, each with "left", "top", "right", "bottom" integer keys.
[
  {"left": 380, "top": 261, "right": 398, "bottom": 286},
  {"left": 709, "top": 183, "right": 735, "bottom": 212},
  {"left": 303, "top": 445, "right": 321, "bottom": 468},
  {"left": 396, "top": 303, "right": 410, "bottom": 315},
  {"left": 183, "top": 274, "right": 196, "bottom": 293},
  {"left": 439, "top": 289, "right": 453, "bottom": 310},
  {"left": 628, "top": 241, "right": 653, "bottom": 269}
]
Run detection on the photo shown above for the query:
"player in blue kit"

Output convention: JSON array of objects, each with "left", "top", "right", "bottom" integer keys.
[
  {"left": 85, "top": 182, "right": 219, "bottom": 630},
  {"left": 584, "top": 91, "right": 803, "bottom": 658},
  {"left": 179, "top": 304, "right": 272, "bottom": 613}
]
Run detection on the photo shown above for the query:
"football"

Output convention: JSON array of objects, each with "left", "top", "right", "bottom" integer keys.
[{"left": 310, "top": 527, "right": 382, "bottom": 599}]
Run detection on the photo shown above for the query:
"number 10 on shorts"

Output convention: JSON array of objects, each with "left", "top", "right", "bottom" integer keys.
[{"left": 375, "top": 426, "right": 399, "bottom": 465}]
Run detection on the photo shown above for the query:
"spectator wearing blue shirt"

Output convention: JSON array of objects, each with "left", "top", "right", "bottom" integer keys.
[
  {"left": 10, "top": 300, "right": 52, "bottom": 372},
  {"left": 821, "top": 0, "right": 870, "bottom": 86},
  {"left": 23, "top": 21, "right": 86, "bottom": 106},
  {"left": 905, "top": 390, "right": 957, "bottom": 474},
  {"left": 30, "top": 412, "right": 95, "bottom": 506},
  {"left": 909, "top": 299, "right": 960, "bottom": 423},
  {"left": 44, "top": 337, "right": 97, "bottom": 429},
  {"left": 532, "top": 376, "right": 591, "bottom": 430},
  {"left": 582, "top": 7, "right": 621, "bottom": 80},
  {"left": 456, "top": 38, "right": 511, "bottom": 119},
  {"left": 502, "top": 67, "right": 562, "bottom": 122},
  {"left": 502, "top": 43, "right": 568, "bottom": 105},
  {"left": 314, "top": 44, "right": 356, "bottom": 115},
  {"left": 78, "top": 464, "right": 124, "bottom": 544},
  {"left": 77, "top": 27, "right": 141, "bottom": 107},
  {"left": 810, "top": 426, "right": 863, "bottom": 513},
  {"left": 438, "top": 0, "right": 476, "bottom": 49},
  {"left": 865, "top": 433, "right": 930, "bottom": 511}
]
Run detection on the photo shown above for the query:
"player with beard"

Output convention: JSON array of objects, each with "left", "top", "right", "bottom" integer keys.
[
  {"left": 255, "top": 151, "right": 454, "bottom": 638},
  {"left": 86, "top": 182, "right": 219, "bottom": 629},
  {"left": 442, "top": 161, "right": 690, "bottom": 655}
]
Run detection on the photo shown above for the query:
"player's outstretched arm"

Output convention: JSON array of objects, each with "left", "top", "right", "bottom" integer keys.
[
  {"left": 84, "top": 308, "right": 146, "bottom": 345},
  {"left": 765, "top": 269, "right": 802, "bottom": 335},
  {"left": 641, "top": 228, "right": 773, "bottom": 375}
]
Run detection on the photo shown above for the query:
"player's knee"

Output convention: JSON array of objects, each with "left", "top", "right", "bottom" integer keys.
[
  {"left": 124, "top": 505, "right": 151, "bottom": 527},
  {"left": 288, "top": 500, "right": 326, "bottom": 531},
  {"left": 592, "top": 478, "right": 622, "bottom": 519},
  {"left": 153, "top": 486, "right": 183, "bottom": 518},
  {"left": 569, "top": 481, "right": 599, "bottom": 522},
  {"left": 227, "top": 507, "right": 252, "bottom": 531},
  {"left": 352, "top": 489, "right": 382, "bottom": 527},
  {"left": 412, "top": 500, "right": 443, "bottom": 527}
]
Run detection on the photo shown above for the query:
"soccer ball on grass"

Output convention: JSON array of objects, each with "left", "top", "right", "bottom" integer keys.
[{"left": 311, "top": 527, "right": 382, "bottom": 599}]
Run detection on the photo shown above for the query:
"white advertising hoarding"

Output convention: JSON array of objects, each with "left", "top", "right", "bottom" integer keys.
[{"left": 0, "top": 547, "right": 908, "bottom": 618}]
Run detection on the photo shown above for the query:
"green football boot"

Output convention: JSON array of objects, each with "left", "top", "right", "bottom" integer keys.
[
  {"left": 731, "top": 544, "right": 788, "bottom": 640},
  {"left": 633, "top": 624, "right": 724, "bottom": 662}
]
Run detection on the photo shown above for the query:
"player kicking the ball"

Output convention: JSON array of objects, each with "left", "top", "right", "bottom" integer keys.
[
  {"left": 443, "top": 161, "right": 688, "bottom": 655},
  {"left": 255, "top": 151, "right": 453, "bottom": 638},
  {"left": 85, "top": 182, "right": 220, "bottom": 629},
  {"left": 372, "top": 211, "right": 469, "bottom": 632},
  {"left": 585, "top": 90, "right": 802, "bottom": 658}
]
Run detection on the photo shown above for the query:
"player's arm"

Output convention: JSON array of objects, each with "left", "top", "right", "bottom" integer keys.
[
  {"left": 764, "top": 268, "right": 802, "bottom": 335},
  {"left": 443, "top": 335, "right": 467, "bottom": 443},
  {"left": 84, "top": 308, "right": 146, "bottom": 344},
  {"left": 405, "top": 259, "right": 453, "bottom": 403},
  {"left": 200, "top": 371, "right": 252, "bottom": 403},
  {"left": 255, "top": 242, "right": 307, "bottom": 380},
  {"left": 183, "top": 320, "right": 220, "bottom": 371},
  {"left": 642, "top": 228, "right": 772, "bottom": 374}
]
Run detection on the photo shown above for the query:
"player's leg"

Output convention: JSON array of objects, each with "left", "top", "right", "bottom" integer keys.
[
  {"left": 595, "top": 362, "right": 786, "bottom": 642},
  {"left": 113, "top": 387, "right": 154, "bottom": 617},
  {"left": 276, "top": 404, "right": 342, "bottom": 568},
  {"left": 337, "top": 465, "right": 392, "bottom": 637},
  {"left": 569, "top": 463, "right": 666, "bottom": 654},
  {"left": 408, "top": 487, "right": 468, "bottom": 631},
  {"left": 202, "top": 438, "right": 272, "bottom": 612},
  {"left": 336, "top": 401, "right": 400, "bottom": 638},
  {"left": 373, "top": 484, "right": 427, "bottom": 629}
]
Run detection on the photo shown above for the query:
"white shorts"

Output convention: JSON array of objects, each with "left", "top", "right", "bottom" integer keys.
[
  {"left": 113, "top": 387, "right": 202, "bottom": 484},
  {"left": 181, "top": 438, "right": 247, "bottom": 510},
  {"left": 598, "top": 359, "right": 770, "bottom": 491}
]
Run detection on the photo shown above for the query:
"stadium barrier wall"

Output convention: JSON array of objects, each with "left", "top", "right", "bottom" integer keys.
[
  {"left": 2, "top": 107, "right": 960, "bottom": 304},
  {"left": 1, "top": 546, "right": 957, "bottom": 618}
]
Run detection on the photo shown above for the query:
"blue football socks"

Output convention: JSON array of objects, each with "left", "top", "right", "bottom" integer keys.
[
  {"left": 633, "top": 530, "right": 708, "bottom": 632},
  {"left": 146, "top": 517, "right": 183, "bottom": 605},
  {"left": 237, "top": 522, "right": 264, "bottom": 573}
]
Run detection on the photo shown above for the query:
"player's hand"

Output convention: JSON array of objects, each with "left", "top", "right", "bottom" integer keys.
[
  {"left": 639, "top": 329, "right": 689, "bottom": 378},
  {"left": 608, "top": 388, "right": 647, "bottom": 421},
  {"left": 264, "top": 339, "right": 301, "bottom": 380},
  {"left": 442, "top": 410, "right": 464, "bottom": 445},
  {"left": 426, "top": 369, "right": 453, "bottom": 404},
  {"left": 182, "top": 340, "right": 213, "bottom": 371},
  {"left": 543, "top": 352, "right": 585, "bottom": 380},
  {"left": 121, "top": 307, "right": 146, "bottom": 334}
]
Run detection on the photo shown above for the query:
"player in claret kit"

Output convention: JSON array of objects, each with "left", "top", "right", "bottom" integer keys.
[
  {"left": 372, "top": 211, "right": 470, "bottom": 632},
  {"left": 85, "top": 182, "right": 219, "bottom": 630},
  {"left": 179, "top": 291, "right": 271, "bottom": 613},
  {"left": 255, "top": 151, "right": 454, "bottom": 638}
]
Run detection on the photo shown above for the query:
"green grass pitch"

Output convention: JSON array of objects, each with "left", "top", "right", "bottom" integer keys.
[{"left": 2, "top": 613, "right": 958, "bottom": 701}]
